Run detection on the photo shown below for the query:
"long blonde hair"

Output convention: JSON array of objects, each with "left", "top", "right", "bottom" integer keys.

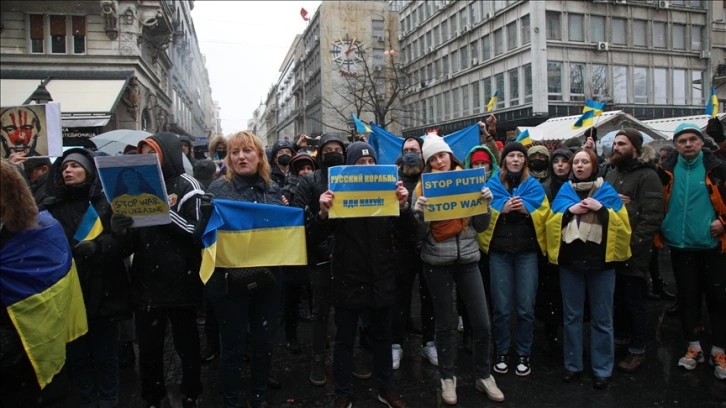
[{"left": 223, "top": 131, "right": 272, "bottom": 186}]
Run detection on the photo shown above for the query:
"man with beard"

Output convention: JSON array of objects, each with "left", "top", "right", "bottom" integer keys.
[
  {"left": 391, "top": 136, "right": 438, "bottom": 370},
  {"left": 604, "top": 129, "right": 664, "bottom": 374}
]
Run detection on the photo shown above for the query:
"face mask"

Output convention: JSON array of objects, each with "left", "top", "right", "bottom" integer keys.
[
  {"left": 216, "top": 150, "right": 227, "bottom": 160},
  {"left": 402, "top": 152, "right": 423, "bottom": 167},
  {"left": 529, "top": 159, "right": 548, "bottom": 171},
  {"left": 322, "top": 152, "right": 344, "bottom": 167},
  {"left": 277, "top": 154, "right": 292, "bottom": 166}
]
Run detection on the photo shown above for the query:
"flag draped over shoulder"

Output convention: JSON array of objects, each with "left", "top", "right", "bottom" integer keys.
[
  {"left": 477, "top": 174, "right": 550, "bottom": 254},
  {"left": 583, "top": 99, "right": 606, "bottom": 117},
  {"left": 572, "top": 109, "right": 595, "bottom": 129},
  {"left": 705, "top": 87, "right": 719, "bottom": 118},
  {"left": 0, "top": 211, "right": 88, "bottom": 389},
  {"left": 368, "top": 122, "right": 480, "bottom": 165},
  {"left": 352, "top": 114, "right": 372, "bottom": 133},
  {"left": 200, "top": 199, "right": 307, "bottom": 284},
  {"left": 545, "top": 181, "right": 631, "bottom": 265},
  {"left": 72, "top": 203, "right": 103, "bottom": 242},
  {"left": 515, "top": 130, "right": 532, "bottom": 146}
]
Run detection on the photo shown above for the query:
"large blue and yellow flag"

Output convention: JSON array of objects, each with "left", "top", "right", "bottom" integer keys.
[
  {"left": 486, "top": 90, "right": 500, "bottom": 112},
  {"left": 572, "top": 109, "right": 595, "bottom": 129},
  {"left": 583, "top": 99, "right": 606, "bottom": 117},
  {"left": 368, "top": 122, "right": 480, "bottom": 165},
  {"left": 0, "top": 211, "right": 88, "bottom": 389},
  {"left": 515, "top": 129, "right": 532, "bottom": 146},
  {"left": 72, "top": 203, "right": 103, "bottom": 242},
  {"left": 200, "top": 200, "right": 307, "bottom": 283},
  {"left": 545, "top": 181, "right": 631, "bottom": 265},
  {"left": 705, "top": 87, "right": 719, "bottom": 119},
  {"left": 352, "top": 114, "right": 372, "bottom": 133},
  {"left": 477, "top": 174, "right": 550, "bottom": 254}
]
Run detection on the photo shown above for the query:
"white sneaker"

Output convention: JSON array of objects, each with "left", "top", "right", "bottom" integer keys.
[
  {"left": 392, "top": 344, "right": 403, "bottom": 370},
  {"left": 421, "top": 341, "right": 439, "bottom": 366},
  {"left": 440, "top": 376, "right": 457, "bottom": 405},
  {"left": 476, "top": 376, "right": 505, "bottom": 402}
]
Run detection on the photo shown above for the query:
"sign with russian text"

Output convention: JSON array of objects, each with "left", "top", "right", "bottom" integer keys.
[
  {"left": 421, "top": 168, "right": 488, "bottom": 221},
  {"left": 328, "top": 165, "right": 399, "bottom": 218}
]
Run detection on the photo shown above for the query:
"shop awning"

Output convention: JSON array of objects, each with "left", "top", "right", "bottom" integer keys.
[{"left": 0, "top": 78, "right": 129, "bottom": 127}]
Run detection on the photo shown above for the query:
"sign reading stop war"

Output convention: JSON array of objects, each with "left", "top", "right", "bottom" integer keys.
[
  {"left": 328, "top": 165, "right": 399, "bottom": 218},
  {"left": 421, "top": 168, "right": 488, "bottom": 221}
]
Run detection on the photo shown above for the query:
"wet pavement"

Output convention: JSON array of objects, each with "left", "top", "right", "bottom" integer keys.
[{"left": 68, "top": 250, "right": 724, "bottom": 407}]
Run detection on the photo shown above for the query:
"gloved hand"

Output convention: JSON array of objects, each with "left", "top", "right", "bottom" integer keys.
[
  {"left": 413, "top": 196, "right": 428, "bottom": 213},
  {"left": 110, "top": 213, "right": 133, "bottom": 233},
  {"left": 73, "top": 240, "right": 98, "bottom": 257},
  {"left": 481, "top": 187, "right": 493, "bottom": 202},
  {"left": 706, "top": 118, "right": 724, "bottom": 143}
]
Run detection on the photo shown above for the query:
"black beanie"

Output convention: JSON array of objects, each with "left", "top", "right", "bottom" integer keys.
[
  {"left": 346, "top": 142, "right": 377, "bottom": 165},
  {"left": 401, "top": 136, "right": 423, "bottom": 153},
  {"left": 500, "top": 142, "right": 528, "bottom": 161},
  {"left": 616, "top": 128, "right": 643, "bottom": 153},
  {"left": 62, "top": 152, "right": 95, "bottom": 177}
]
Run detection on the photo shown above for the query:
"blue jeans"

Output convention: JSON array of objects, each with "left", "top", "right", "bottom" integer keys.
[
  {"left": 423, "top": 262, "right": 492, "bottom": 379},
  {"left": 206, "top": 270, "right": 281, "bottom": 408},
  {"left": 489, "top": 251, "right": 538, "bottom": 356},
  {"left": 67, "top": 319, "right": 119, "bottom": 408},
  {"left": 559, "top": 265, "right": 615, "bottom": 377}
]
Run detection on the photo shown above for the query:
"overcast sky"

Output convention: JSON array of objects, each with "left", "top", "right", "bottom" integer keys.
[{"left": 191, "top": 1, "right": 321, "bottom": 135}]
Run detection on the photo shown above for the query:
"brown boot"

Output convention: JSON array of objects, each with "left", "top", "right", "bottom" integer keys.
[{"left": 617, "top": 352, "right": 646, "bottom": 373}]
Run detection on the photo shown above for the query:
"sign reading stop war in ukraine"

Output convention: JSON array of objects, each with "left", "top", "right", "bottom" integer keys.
[
  {"left": 328, "top": 165, "right": 399, "bottom": 218},
  {"left": 421, "top": 168, "right": 488, "bottom": 221}
]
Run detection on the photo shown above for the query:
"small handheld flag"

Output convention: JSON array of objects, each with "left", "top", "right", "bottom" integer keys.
[
  {"left": 486, "top": 90, "right": 500, "bottom": 112},
  {"left": 300, "top": 7, "right": 309, "bottom": 21},
  {"left": 583, "top": 99, "right": 606, "bottom": 117},
  {"left": 73, "top": 204, "right": 103, "bottom": 242},
  {"left": 572, "top": 110, "right": 595, "bottom": 129},
  {"left": 515, "top": 130, "right": 532, "bottom": 146},
  {"left": 705, "top": 87, "right": 719, "bottom": 118},
  {"left": 352, "top": 114, "right": 372, "bottom": 133}
]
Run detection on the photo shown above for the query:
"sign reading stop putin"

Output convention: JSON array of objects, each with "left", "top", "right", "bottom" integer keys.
[{"left": 421, "top": 168, "right": 489, "bottom": 222}]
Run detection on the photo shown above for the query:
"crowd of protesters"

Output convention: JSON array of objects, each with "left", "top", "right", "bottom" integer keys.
[{"left": 1, "top": 114, "right": 725, "bottom": 408}]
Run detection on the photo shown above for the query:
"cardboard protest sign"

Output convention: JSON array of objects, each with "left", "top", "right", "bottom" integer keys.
[
  {"left": 0, "top": 103, "right": 62, "bottom": 158},
  {"left": 328, "top": 165, "right": 399, "bottom": 218},
  {"left": 421, "top": 168, "right": 488, "bottom": 221},
  {"left": 94, "top": 154, "right": 170, "bottom": 227}
]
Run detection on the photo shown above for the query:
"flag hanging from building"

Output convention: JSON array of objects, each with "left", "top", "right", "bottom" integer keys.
[
  {"left": 72, "top": 203, "right": 103, "bottom": 242},
  {"left": 515, "top": 129, "right": 532, "bottom": 146},
  {"left": 583, "top": 99, "right": 606, "bottom": 117},
  {"left": 486, "top": 90, "right": 500, "bottom": 112},
  {"left": 300, "top": 7, "right": 310, "bottom": 21},
  {"left": 200, "top": 200, "right": 307, "bottom": 284},
  {"left": 352, "top": 114, "right": 372, "bottom": 133},
  {"left": 705, "top": 87, "right": 719, "bottom": 118},
  {"left": 572, "top": 110, "right": 595, "bottom": 129}
]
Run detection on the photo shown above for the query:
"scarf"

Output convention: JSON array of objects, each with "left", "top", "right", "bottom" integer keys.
[{"left": 561, "top": 178, "right": 603, "bottom": 244}]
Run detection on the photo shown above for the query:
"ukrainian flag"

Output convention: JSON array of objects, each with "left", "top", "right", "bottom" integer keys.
[
  {"left": 572, "top": 109, "right": 595, "bottom": 129},
  {"left": 705, "top": 87, "right": 719, "bottom": 118},
  {"left": 545, "top": 181, "right": 631, "bottom": 265},
  {"left": 0, "top": 211, "right": 88, "bottom": 389},
  {"left": 583, "top": 99, "right": 606, "bottom": 117},
  {"left": 486, "top": 90, "right": 500, "bottom": 112},
  {"left": 515, "top": 130, "right": 532, "bottom": 146},
  {"left": 477, "top": 175, "right": 550, "bottom": 254},
  {"left": 352, "top": 114, "right": 372, "bottom": 133},
  {"left": 200, "top": 200, "right": 308, "bottom": 284},
  {"left": 72, "top": 203, "right": 103, "bottom": 242}
]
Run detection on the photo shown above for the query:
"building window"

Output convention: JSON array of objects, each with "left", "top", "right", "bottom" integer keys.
[
  {"left": 509, "top": 68, "right": 519, "bottom": 106},
  {"left": 673, "top": 69, "right": 686, "bottom": 105},
  {"left": 654, "top": 68, "right": 667, "bottom": 104},
  {"left": 613, "top": 65, "right": 628, "bottom": 104},
  {"left": 460, "top": 46, "right": 468, "bottom": 70},
  {"left": 433, "top": 25, "right": 440, "bottom": 47},
  {"left": 462, "top": 85, "right": 469, "bottom": 116},
  {"left": 494, "top": 28, "right": 504, "bottom": 56},
  {"left": 372, "top": 19, "right": 384, "bottom": 38},
  {"left": 570, "top": 63, "right": 586, "bottom": 102},
  {"left": 495, "top": 73, "right": 505, "bottom": 108},
  {"left": 471, "top": 39, "right": 479, "bottom": 61},
  {"left": 459, "top": 9, "right": 467, "bottom": 30},
  {"left": 568, "top": 14, "right": 584, "bottom": 42},
  {"left": 673, "top": 24, "right": 686, "bottom": 49},
  {"left": 548, "top": 62, "right": 563, "bottom": 101},
  {"left": 29, "top": 14, "right": 86, "bottom": 55},
  {"left": 442, "top": 55, "right": 449, "bottom": 74},
  {"left": 29, "top": 14, "right": 44, "bottom": 53},
  {"left": 521, "top": 15, "right": 531, "bottom": 45},
  {"left": 449, "top": 16, "right": 457, "bottom": 37},
  {"left": 523, "top": 63, "right": 532, "bottom": 104},
  {"left": 426, "top": 30, "right": 432, "bottom": 50},
  {"left": 436, "top": 93, "right": 443, "bottom": 122},
  {"left": 469, "top": 3, "right": 479, "bottom": 25},
  {"left": 451, "top": 50, "right": 459, "bottom": 72},
  {"left": 472, "top": 81, "right": 481, "bottom": 113},
  {"left": 507, "top": 22, "right": 517, "bottom": 51},
  {"left": 591, "top": 16, "right": 605, "bottom": 43},
  {"left": 653, "top": 22, "right": 666, "bottom": 48},
  {"left": 444, "top": 90, "right": 451, "bottom": 120},
  {"left": 692, "top": 71, "right": 704, "bottom": 105},
  {"left": 633, "top": 20, "right": 647, "bottom": 47},
  {"left": 691, "top": 25, "right": 703, "bottom": 50},
  {"left": 592, "top": 64, "right": 609, "bottom": 99},
  {"left": 427, "top": 96, "right": 434, "bottom": 120},
  {"left": 50, "top": 15, "right": 67, "bottom": 53},
  {"left": 483, "top": 77, "right": 492, "bottom": 110},
  {"left": 453, "top": 87, "right": 461, "bottom": 117},
  {"left": 612, "top": 18, "right": 626, "bottom": 45},
  {"left": 482, "top": 34, "right": 491, "bottom": 60},
  {"left": 634, "top": 67, "right": 648, "bottom": 104},
  {"left": 546, "top": 11, "right": 562, "bottom": 40}
]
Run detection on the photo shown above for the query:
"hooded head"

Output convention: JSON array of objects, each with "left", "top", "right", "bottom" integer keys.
[
  {"left": 271, "top": 139, "right": 295, "bottom": 166},
  {"left": 290, "top": 151, "right": 318, "bottom": 175},
  {"left": 550, "top": 148, "right": 573, "bottom": 180},
  {"left": 208, "top": 135, "right": 227, "bottom": 161},
  {"left": 464, "top": 145, "right": 499, "bottom": 179},
  {"left": 138, "top": 132, "right": 185, "bottom": 180},
  {"left": 346, "top": 142, "right": 377, "bottom": 165},
  {"left": 179, "top": 135, "right": 193, "bottom": 156},
  {"left": 527, "top": 145, "right": 550, "bottom": 178},
  {"left": 316, "top": 133, "right": 347, "bottom": 169}
]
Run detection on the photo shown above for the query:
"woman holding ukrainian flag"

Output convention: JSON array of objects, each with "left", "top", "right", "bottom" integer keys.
[{"left": 545, "top": 148, "right": 631, "bottom": 390}]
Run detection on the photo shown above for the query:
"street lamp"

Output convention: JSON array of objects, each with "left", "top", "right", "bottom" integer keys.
[{"left": 24, "top": 79, "right": 53, "bottom": 104}]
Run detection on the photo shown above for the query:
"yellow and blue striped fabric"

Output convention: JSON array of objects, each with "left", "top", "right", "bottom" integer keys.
[
  {"left": 352, "top": 114, "right": 372, "bottom": 133},
  {"left": 572, "top": 110, "right": 595, "bottom": 129},
  {"left": 515, "top": 130, "right": 532, "bottom": 147},
  {"left": 583, "top": 99, "right": 606, "bottom": 117},
  {"left": 1, "top": 211, "right": 88, "bottom": 389},
  {"left": 200, "top": 199, "right": 308, "bottom": 284},
  {"left": 705, "top": 87, "right": 719, "bottom": 118},
  {"left": 545, "top": 181, "right": 631, "bottom": 265},
  {"left": 72, "top": 203, "right": 103, "bottom": 242},
  {"left": 477, "top": 174, "right": 550, "bottom": 254},
  {"left": 486, "top": 90, "right": 500, "bottom": 112}
]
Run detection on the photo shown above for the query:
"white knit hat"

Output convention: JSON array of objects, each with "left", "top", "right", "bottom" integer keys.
[{"left": 422, "top": 135, "right": 453, "bottom": 163}]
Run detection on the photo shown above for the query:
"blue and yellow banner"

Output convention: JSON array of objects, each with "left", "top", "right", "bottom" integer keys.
[
  {"left": 352, "top": 114, "right": 372, "bottom": 133},
  {"left": 0, "top": 211, "right": 88, "bottom": 389},
  {"left": 200, "top": 200, "right": 307, "bottom": 284},
  {"left": 572, "top": 110, "right": 595, "bottom": 129},
  {"left": 368, "top": 122, "right": 480, "bottom": 165},
  {"left": 421, "top": 168, "right": 488, "bottom": 221},
  {"left": 73, "top": 203, "right": 103, "bottom": 242},
  {"left": 487, "top": 90, "right": 500, "bottom": 112},
  {"left": 583, "top": 99, "right": 606, "bottom": 117},
  {"left": 515, "top": 129, "right": 532, "bottom": 146},
  {"left": 328, "top": 165, "right": 399, "bottom": 218},
  {"left": 705, "top": 87, "right": 719, "bottom": 118}
]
